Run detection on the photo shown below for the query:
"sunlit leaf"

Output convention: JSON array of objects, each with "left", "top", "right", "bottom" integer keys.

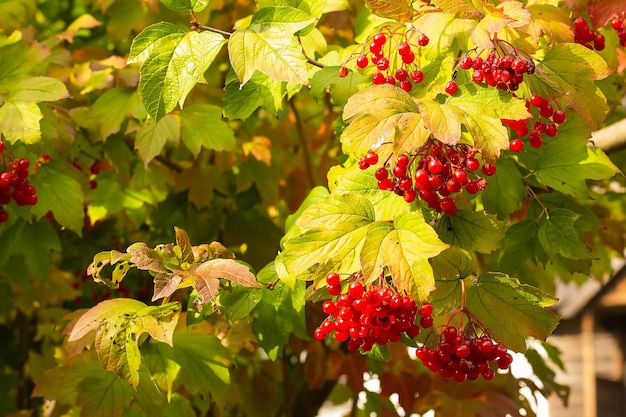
[
  {"left": 436, "top": 210, "right": 505, "bottom": 254},
  {"left": 179, "top": 104, "right": 236, "bottom": 156},
  {"left": 128, "top": 22, "right": 226, "bottom": 121}
]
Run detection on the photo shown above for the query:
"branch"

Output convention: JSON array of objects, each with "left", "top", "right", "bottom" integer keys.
[{"left": 590, "top": 117, "right": 626, "bottom": 153}]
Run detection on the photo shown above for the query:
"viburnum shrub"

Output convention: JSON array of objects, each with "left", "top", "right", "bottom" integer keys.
[{"left": 1, "top": 1, "right": 625, "bottom": 417}]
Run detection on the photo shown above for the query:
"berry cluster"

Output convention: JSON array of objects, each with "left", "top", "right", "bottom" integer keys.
[
  {"left": 360, "top": 141, "right": 495, "bottom": 216},
  {"left": 338, "top": 29, "right": 429, "bottom": 93},
  {"left": 0, "top": 142, "right": 37, "bottom": 223},
  {"left": 456, "top": 48, "right": 535, "bottom": 92},
  {"left": 314, "top": 272, "right": 434, "bottom": 352},
  {"left": 611, "top": 16, "right": 626, "bottom": 47},
  {"left": 502, "top": 94, "right": 567, "bottom": 151},
  {"left": 416, "top": 325, "right": 513, "bottom": 382},
  {"left": 573, "top": 17, "right": 605, "bottom": 50}
]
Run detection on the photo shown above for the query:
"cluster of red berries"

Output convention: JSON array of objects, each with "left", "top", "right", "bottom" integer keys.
[
  {"left": 0, "top": 142, "right": 37, "bottom": 223},
  {"left": 457, "top": 49, "right": 535, "bottom": 92},
  {"left": 359, "top": 141, "right": 495, "bottom": 216},
  {"left": 314, "top": 272, "right": 434, "bottom": 352},
  {"left": 416, "top": 325, "right": 513, "bottom": 382},
  {"left": 611, "top": 16, "right": 626, "bottom": 47},
  {"left": 573, "top": 17, "right": 605, "bottom": 50},
  {"left": 502, "top": 94, "right": 567, "bottom": 151},
  {"left": 338, "top": 30, "right": 429, "bottom": 93}
]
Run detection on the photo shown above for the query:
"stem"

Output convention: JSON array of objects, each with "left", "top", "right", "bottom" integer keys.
[
  {"left": 289, "top": 98, "right": 316, "bottom": 187},
  {"left": 195, "top": 24, "right": 232, "bottom": 37},
  {"left": 527, "top": 186, "right": 549, "bottom": 219}
]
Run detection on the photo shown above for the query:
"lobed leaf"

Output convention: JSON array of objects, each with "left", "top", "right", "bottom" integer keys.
[
  {"left": 341, "top": 84, "right": 428, "bottom": 160},
  {"left": 466, "top": 273, "right": 561, "bottom": 352}
]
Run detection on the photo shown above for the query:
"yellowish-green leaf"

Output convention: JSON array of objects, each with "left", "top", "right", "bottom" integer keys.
[
  {"left": 360, "top": 213, "right": 448, "bottom": 301},
  {"left": 249, "top": 6, "right": 315, "bottom": 33},
  {"left": 419, "top": 101, "right": 464, "bottom": 144},
  {"left": 0, "top": 100, "right": 41, "bottom": 144},
  {"left": 95, "top": 320, "right": 141, "bottom": 388},
  {"left": 363, "top": 0, "right": 414, "bottom": 22},
  {"left": 228, "top": 28, "right": 309, "bottom": 86},
  {"left": 341, "top": 84, "right": 428, "bottom": 159},
  {"left": 135, "top": 114, "right": 179, "bottom": 167},
  {"left": 527, "top": 4, "right": 575, "bottom": 44}
]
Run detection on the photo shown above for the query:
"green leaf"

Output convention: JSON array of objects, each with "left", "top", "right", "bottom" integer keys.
[
  {"left": 531, "top": 137, "right": 618, "bottom": 199},
  {"left": 538, "top": 208, "right": 591, "bottom": 261},
  {"left": 228, "top": 27, "right": 309, "bottom": 86},
  {"left": 341, "top": 84, "right": 429, "bottom": 160},
  {"left": 500, "top": 219, "right": 541, "bottom": 273},
  {"left": 309, "top": 66, "right": 371, "bottom": 106},
  {"left": 76, "top": 372, "right": 134, "bottom": 417},
  {"left": 436, "top": 210, "right": 505, "bottom": 254},
  {"left": 430, "top": 245, "right": 474, "bottom": 281},
  {"left": 30, "top": 163, "right": 85, "bottom": 235},
  {"left": 142, "top": 341, "right": 181, "bottom": 402},
  {"left": 8, "top": 219, "right": 62, "bottom": 278},
  {"left": 526, "top": 43, "right": 610, "bottom": 128},
  {"left": 128, "top": 22, "right": 226, "bottom": 121},
  {"left": 223, "top": 72, "right": 287, "bottom": 119},
  {"left": 218, "top": 285, "right": 263, "bottom": 324},
  {"left": 360, "top": 213, "right": 448, "bottom": 301},
  {"left": 179, "top": 104, "right": 236, "bottom": 156},
  {"left": 480, "top": 156, "right": 526, "bottom": 219},
  {"left": 86, "top": 87, "right": 144, "bottom": 139},
  {"left": 135, "top": 114, "right": 179, "bottom": 167},
  {"left": 172, "top": 330, "right": 232, "bottom": 405},
  {"left": 160, "top": 0, "right": 209, "bottom": 12},
  {"left": 9, "top": 76, "right": 69, "bottom": 102},
  {"left": 251, "top": 280, "right": 307, "bottom": 360},
  {"left": 135, "top": 302, "right": 181, "bottom": 346},
  {"left": 466, "top": 273, "right": 560, "bottom": 352}
]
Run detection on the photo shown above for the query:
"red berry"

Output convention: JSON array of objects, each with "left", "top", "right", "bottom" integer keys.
[
  {"left": 375, "top": 167, "right": 388, "bottom": 181},
  {"left": 611, "top": 19, "right": 623, "bottom": 30},
  {"left": 400, "top": 80, "right": 412, "bottom": 92},
  {"left": 411, "top": 70, "right": 424, "bottom": 83},
  {"left": 574, "top": 17, "right": 588, "bottom": 32},
  {"left": 395, "top": 68, "right": 408, "bottom": 81},
  {"left": 418, "top": 34, "right": 429, "bottom": 46},
  {"left": 349, "top": 281, "right": 364, "bottom": 298},
  {"left": 398, "top": 42, "right": 411, "bottom": 56},
  {"left": 369, "top": 42, "right": 382, "bottom": 54},
  {"left": 481, "top": 163, "right": 496, "bottom": 176},
  {"left": 327, "top": 284, "right": 342, "bottom": 296},
  {"left": 445, "top": 80, "right": 458, "bottom": 94},
  {"left": 326, "top": 272, "right": 340, "bottom": 286},
  {"left": 427, "top": 158, "right": 443, "bottom": 174},
  {"left": 419, "top": 315, "right": 433, "bottom": 328},
  {"left": 373, "top": 33, "right": 387, "bottom": 46},
  {"left": 404, "top": 188, "right": 417, "bottom": 203},
  {"left": 552, "top": 109, "right": 566, "bottom": 124},
  {"left": 338, "top": 66, "right": 349, "bottom": 77},
  {"left": 419, "top": 302, "right": 433, "bottom": 316},
  {"left": 396, "top": 154, "right": 410, "bottom": 169},
  {"left": 530, "top": 94, "right": 548, "bottom": 108},
  {"left": 372, "top": 72, "right": 385, "bottom": 85},
  {"left": 460, "top": 55, "right": 473, "bottom": 69},
  {"left": 401, "top": 51, "right": 415, "bottom": 64},
  {"left": 509, "top": 138, "right": 524, "bottom": 152},
  {"left": 356, "top": 55, "right": 368, "bottom": 68},
  {"left": 365, "top": 150, "right": 379, "bottom": 165}
]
